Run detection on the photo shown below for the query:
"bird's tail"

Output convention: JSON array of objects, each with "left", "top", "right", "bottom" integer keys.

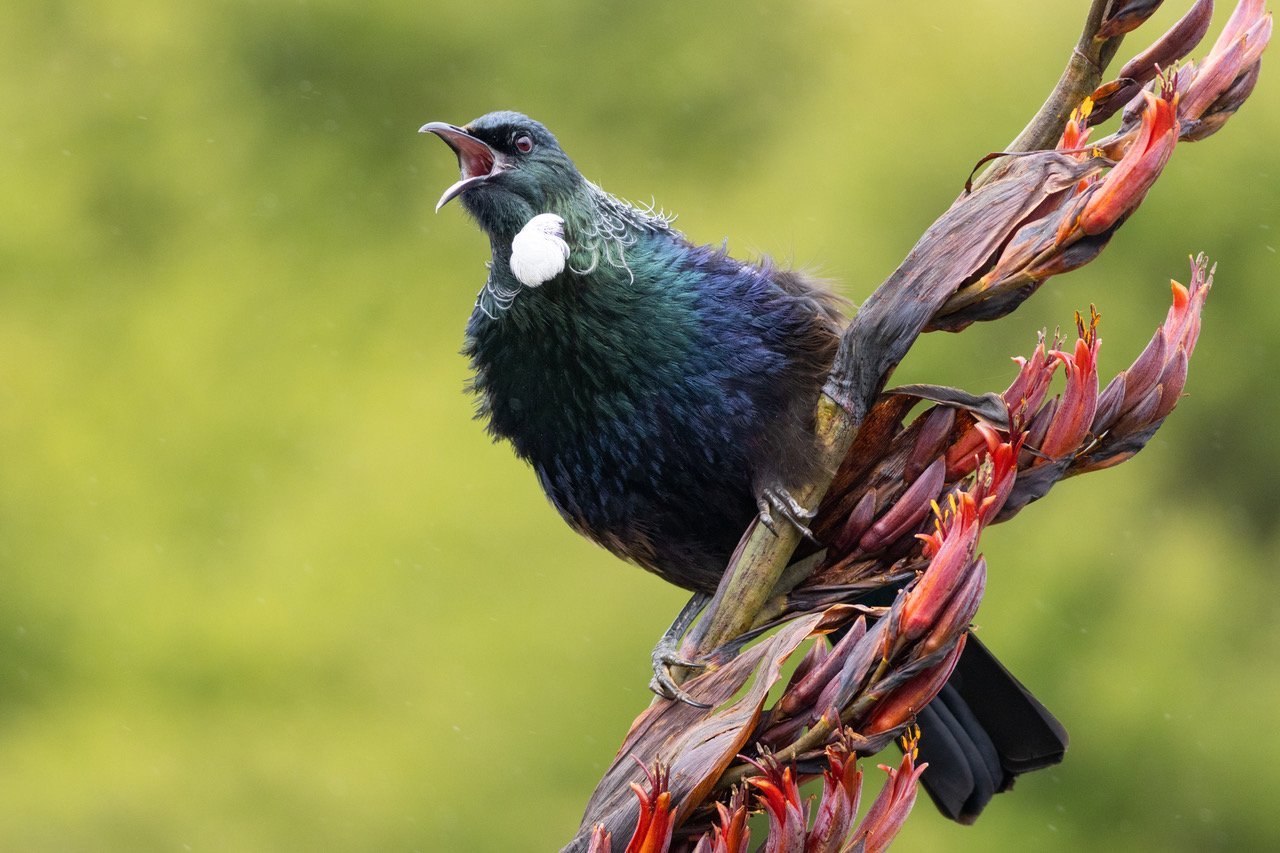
[{"left": 915, "top": 634, "right": 1068, "bottom": 823}]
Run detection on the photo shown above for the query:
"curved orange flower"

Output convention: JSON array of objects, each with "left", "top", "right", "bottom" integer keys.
[{"left": 1074, "top": 89, "right": 1179, "bottom": 238}]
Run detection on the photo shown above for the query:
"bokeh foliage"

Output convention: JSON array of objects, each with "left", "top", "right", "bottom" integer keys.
[{"left": 0, "top": 0, "right": 1277, "bottom": 849}]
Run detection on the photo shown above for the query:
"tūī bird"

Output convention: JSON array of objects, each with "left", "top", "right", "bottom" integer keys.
[{"left": 423, "top": 110, "right": 1066, "bottom": 823}]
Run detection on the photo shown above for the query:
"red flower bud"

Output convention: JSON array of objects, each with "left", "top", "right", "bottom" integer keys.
[
  {"left": 699, "top": 794, "right": 750, "bottom": 853},
  {"left": 851, "top": 743, "right": 929, "bottom": 853},
  {"left": 1072, "top": 90, "right": 1179, "bottom": 237},
  {"left": 746, "top": 763, "right": 805, "bottom": 853},
  {"left": 624, "top": 764, "right": 676, "bottom": 853},
  {"left": 830, "top": 489, "right": 877, "bottom": 556},
  {"left": 905, "top": 405, "right": 956, "bottom": 480},
  {"left": 1097, "top": 0, "right": 1166, "bottom": 40},
  {"left": 1180, "top": 2, "right": 1272, "bottom": 121},
  {"left": 806, "top": 741, "right": 864, "bottom": 853},
  {"left": 1096, "top": 256, "right": 1213, "bottom": 436},
  {"left": 899, "top": 497, "right": 980, "bottom": 642},
  {"left": 863, "top": 636, "right": 966, "bottom": 735},
  {"left": 1097, "top": 0, "right": 1215, "bottom": 123},
  {"left": 858, "top": 458, "right": 946, "bottom": 553},
  {"left": 1003, "top": 334, "right": 1057, "bottom": 422},
  {"left": 919, "top": 557, "right": 987, "bottom": 657},
  {"left": 1040, "top": 322, "right": 1100, "bottom": 459}
]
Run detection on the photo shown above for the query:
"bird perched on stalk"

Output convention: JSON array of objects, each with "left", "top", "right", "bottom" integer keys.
[{"left": 423, "top": 110, "right": 1066, "bottom": 822}]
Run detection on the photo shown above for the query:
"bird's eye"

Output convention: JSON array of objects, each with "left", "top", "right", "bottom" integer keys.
[{"left": 514, "top": 134, "right": 534, "bottom": 154}]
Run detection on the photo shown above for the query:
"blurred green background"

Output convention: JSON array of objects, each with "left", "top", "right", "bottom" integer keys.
[{"left": 2, "top": 0, "right": 1277, "bottom": 849}]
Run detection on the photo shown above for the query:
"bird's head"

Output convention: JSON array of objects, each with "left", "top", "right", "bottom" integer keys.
[{"left": 421, "top": 111, "right": 584, "bottom": 237}]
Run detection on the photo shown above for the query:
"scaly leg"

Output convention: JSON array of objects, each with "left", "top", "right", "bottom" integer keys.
[{"left": 649, "top": 591, "right": 711, "bottom": 708}]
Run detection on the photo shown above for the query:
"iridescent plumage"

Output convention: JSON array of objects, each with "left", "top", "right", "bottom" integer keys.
[{"left": 424, "top": 111, "right": 1065, "bottom": 822}]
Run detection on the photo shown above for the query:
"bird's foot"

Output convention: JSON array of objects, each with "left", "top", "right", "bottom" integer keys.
[
  {"left": 757, "top": 486, "right": 820, "bottom": 545},
  {"left": 649, "top": 637, "right": 710, "bottom": 709},
  {"left": 647, "top": 592, "right": 711, "bottom": 707}
]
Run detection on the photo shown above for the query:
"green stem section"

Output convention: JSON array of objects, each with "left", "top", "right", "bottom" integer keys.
[
  {"left": 689, "top": 397, "right": 857, "bottom": 653},
  {"left": 972, "top": 0, "right": 1123, "bottom": 191}
]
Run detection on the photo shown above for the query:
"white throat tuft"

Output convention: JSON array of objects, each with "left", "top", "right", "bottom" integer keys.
[{"left": 510, "top": 213, "right": 570, "bottom": 287}]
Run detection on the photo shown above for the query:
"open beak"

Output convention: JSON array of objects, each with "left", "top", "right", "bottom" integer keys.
[{"left": 420, "top": 122, "right": 503, "bottom": 212}]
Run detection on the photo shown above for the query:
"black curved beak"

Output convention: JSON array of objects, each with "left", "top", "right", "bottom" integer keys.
[{"left": 420, "top": 122, "right": 501, "bottom": 212}]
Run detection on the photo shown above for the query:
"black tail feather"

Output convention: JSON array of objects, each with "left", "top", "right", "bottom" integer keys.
[{"left": 916, "top": 635, "right": 1068, "bottom": 823}]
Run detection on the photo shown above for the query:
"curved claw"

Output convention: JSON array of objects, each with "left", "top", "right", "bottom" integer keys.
[
  {"left": 650, "top": 640, "right": 710, "bottom": 708},
  {"left": 758, "top": 487, "right": 820, "bottom": 545},
  {"left": 757, "top": 500, "right": 778, "bottom": 535},
  {"left": 648, "top": 671, "right": 711, "bottom": 709}
]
